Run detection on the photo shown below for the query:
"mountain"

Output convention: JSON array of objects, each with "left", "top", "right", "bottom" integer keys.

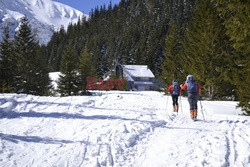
[{"left": 0, "top": 0, "right": 87, "bottom": 44}]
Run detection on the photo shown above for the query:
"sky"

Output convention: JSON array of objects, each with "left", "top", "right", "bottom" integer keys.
[{"left": 53, "top": 0, "right": 121, "bottom": 14}]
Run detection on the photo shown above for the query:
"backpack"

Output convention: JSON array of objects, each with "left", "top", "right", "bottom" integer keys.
[
  {"left": 172, "top": 82, "right": 179, "bottom": 95},
  {"left": 187, "top": 82, "right": 198, "bottom": 94}
]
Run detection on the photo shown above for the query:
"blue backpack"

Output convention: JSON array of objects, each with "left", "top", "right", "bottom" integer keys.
[
  {"left": 172, "top": 82, "right": 179, "bottom": 95},
  {"left": 187, "top": 82, "right": 198, "bottom": 94}
]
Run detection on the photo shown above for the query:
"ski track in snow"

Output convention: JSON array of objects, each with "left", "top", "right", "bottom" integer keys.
[{"left": 0, "top": 91, "right": 249, "bottom": 167}]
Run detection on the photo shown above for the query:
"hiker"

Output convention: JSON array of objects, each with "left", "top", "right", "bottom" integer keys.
[
  {"left": 167, "top": 80, "right": 181, "bottom": 112},
  {"left": 180, "top": 75, "right": 201, "bottom": 120}
]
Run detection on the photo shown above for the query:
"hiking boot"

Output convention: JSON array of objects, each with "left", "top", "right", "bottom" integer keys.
[
  {"left": 194, "top": 110, "right": 198, "bottom": 119},
  {"left": 190, "top": 110, "right": 194, "bottom": 119},
  {"left": 175, "top": 105, "right": 179, "bottom": 112}
]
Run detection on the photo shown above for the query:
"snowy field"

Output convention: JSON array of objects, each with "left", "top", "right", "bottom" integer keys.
[{"left": 0, "top": 91, "right": 249, "bottom": 167}]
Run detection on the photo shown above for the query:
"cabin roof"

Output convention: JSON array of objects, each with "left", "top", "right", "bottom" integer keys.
[{"left": 122, "top": 65, "right": 155, "bottom": 78}]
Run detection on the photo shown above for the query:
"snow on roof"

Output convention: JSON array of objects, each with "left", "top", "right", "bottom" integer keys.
[
  {"left": 134, "top": 81, "right": 154, "bottom": 85},
  {"left": 122, "top": 65, "right": 155, "bottom": 78},
  {"left": 123, "top": 71, "right": 134, "bottom": 81}
]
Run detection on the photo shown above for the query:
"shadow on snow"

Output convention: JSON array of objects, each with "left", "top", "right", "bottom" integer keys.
[
  {"left": 0, "top": 132, "right": 77, "bottom": 144},
  {"left": 0, "top": 110, "right": 167, "bottom": 129}
]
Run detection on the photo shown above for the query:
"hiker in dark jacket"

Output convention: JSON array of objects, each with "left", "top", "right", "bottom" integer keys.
[
  {"left": 181, "top": 75, "right": 201, "bottom": 120},
  {"left": 167, "top": 80, "right": 181, "bottom": 112}
]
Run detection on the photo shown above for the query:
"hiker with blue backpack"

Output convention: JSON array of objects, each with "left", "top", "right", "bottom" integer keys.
[
  {"left": 180, "top": 75, "right": 201, "bottom": 120},
  {"left": 167, "top": 80, "right": 181, "bottom": 112}
]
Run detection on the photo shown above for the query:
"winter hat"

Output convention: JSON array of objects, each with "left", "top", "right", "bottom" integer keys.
[{"left": 186, "top": 75, "right": 195, "bottom": 83}]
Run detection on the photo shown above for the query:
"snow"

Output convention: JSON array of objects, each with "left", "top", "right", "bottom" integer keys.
[
  {"left": 49, "top": 72, "right": 60, "bottom": 90},
  {"left": 0, "top": 0, "right": 87, "bottom": 44},
  {"left": 122, "top": 65, "right": 155, "bottom": 78},
  {"left": 0, "top": 91, "right": 249, "bottom": 167}
]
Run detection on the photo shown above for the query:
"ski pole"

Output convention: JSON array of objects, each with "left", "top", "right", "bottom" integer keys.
[
  {"left": 166, "top": 93, "right": 169, "bottom": 111},
  {"left": 199, "top": 100, "right": 205, "bottom": 121},
  {"left": 179, "top": 89, "right": 183, "bottom": 113}
]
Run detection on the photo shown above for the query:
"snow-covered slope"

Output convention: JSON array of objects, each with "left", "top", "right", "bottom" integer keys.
[
  {"left": 0, "top": 0, "right": 87, "bottom": 44},
  {"left": 0, "top": 91, "right": 249, "bottom": 166}
]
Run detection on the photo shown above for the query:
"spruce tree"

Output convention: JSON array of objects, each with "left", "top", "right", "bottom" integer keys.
[
  {"left": 14, "top": 16, "right": 50, "bottom": 95},
  {"left": 162, "top": 22, "right": 184, "bottom": 86},
  {"left": 0, "top": 27, "right": 15, "bottom": 92},
  {"left": 30, "top": 47, "right": 51, "bottom": 96},
  {"left": 79, "top": 48, "right": 95, "bottom": 94},
  {"left": 57, "top": 45, "right": 79, "bottom": 96},
  {"left": 180, "top": 0, "right": 235, "bottom": 99},
  {"left": 47, "top": 27, "right": 67, "bottom": 72},
  {"left": 212, "top": 0, "right": 250, "bottom": 113}
]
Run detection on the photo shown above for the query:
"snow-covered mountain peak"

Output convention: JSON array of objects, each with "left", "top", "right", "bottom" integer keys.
[{"left": 0, "top": 0, "right": 87, "bottom": 44}]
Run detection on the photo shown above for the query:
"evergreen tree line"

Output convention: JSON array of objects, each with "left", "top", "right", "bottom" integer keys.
[
  {"left": 45, "top": 0, "right": 196, "bottom": 77},
  {"left": 162, "top": 0, "right": 249, "bottom": 114},
  {"left": 0, "top": 17, "right": 50, "bottom": 95},
  {"left": 0, "top": 17, "right": 94, "bottom": 96}
]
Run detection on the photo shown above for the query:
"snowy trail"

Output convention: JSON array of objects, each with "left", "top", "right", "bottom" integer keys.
[
  {"left": 136, "top": 96, "right": 250, "bottom": 167},
  {"left": 136, "top": 110, "right": 250, "bottom": 167},
  {"left": 0, "top": 91, "right": 249, "bottom": 167}
]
